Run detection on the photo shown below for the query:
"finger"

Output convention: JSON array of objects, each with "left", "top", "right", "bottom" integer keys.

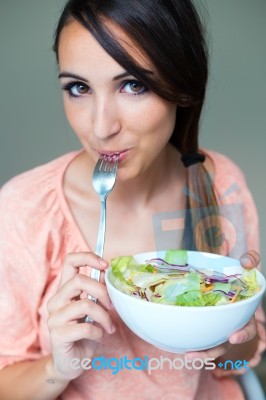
[
  {"left": 47, "top": 274, "right": 112, "bottom": 313},
  {"left": 240, "top": 251, "right": 260, "bottom": 269},
  {"left": 50, "top": 321, "right": 105, "bottom": 344},
  {"left": 186, "top": 341, "right": 231, "bottom": 361},
  {"left": 100, "top": 270, "right": 106, "bottom": 284},
  {"left": 48, "top": 299, "right": 115, "bottom": 334},
  {"left": 229, "top": 317, "right": 257, "bottom": 344},
  {"left": 59, "top": 252, "right": 109, "bottom": 286}
]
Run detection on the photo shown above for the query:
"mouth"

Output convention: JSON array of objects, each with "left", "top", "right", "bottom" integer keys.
[{"left": 97, "top": 149, "right": 129, "bottom": 161}]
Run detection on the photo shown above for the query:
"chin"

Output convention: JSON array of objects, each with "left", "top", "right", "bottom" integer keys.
[{"left": 116, "top": 166, "right": 138, "bottom": 182}]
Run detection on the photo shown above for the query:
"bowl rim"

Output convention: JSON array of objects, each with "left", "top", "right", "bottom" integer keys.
[{"left": 105, "top": 250, "right": 266, "bottom": 311}]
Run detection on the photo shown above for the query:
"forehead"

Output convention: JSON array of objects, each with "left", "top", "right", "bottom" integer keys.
[{"left": 58, "top": 19, "right": 152, "bottom": 71}]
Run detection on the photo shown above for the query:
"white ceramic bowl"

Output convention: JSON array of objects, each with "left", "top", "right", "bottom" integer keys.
[{"left": 105, "top": 250, "right": 266, "bottom": 353}]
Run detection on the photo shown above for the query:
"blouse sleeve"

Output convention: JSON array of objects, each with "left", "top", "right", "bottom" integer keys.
[
  {"left": 211, "top": 156, "right": 266, "bottom": 377},
  {"left": 0, "top": 180, "right": 47, "bottom": 370}
]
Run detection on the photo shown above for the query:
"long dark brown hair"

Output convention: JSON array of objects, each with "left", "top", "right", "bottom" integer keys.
[{"left": 53, "top": 0, "right": 222, "bottom": 253}]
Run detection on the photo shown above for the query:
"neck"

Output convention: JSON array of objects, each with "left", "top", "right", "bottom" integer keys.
[
  {"left": 69, "top": 145, "right": 186, "bottom": 211},
  {"left": 111, "top": 145, "right": 185, "bottom": 209}
]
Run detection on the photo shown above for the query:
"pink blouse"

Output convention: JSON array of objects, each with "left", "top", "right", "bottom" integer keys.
[{"left": 0, "top": 150, "right": 265, "bottom": 400}]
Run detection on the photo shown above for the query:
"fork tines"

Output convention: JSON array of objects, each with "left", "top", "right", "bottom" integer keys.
[{"left": 97, "top": 156, "right": 118, "bottom": 172}]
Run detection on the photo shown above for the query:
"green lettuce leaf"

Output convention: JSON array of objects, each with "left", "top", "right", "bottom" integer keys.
[
  {"left": 164, "top": 249, "right": 188, "bottom": 265},
  {"left": 175, "top": 291, "right": 206, "bottom": 306},
  {"left": 175, "top": 290, "right": 223, "bottom": 306},
  {"left": 240, "top": 268, "right": 258, "bottom": 297},
  {"left": 154, "top": 272, "right": 200, "bottom": 301}
]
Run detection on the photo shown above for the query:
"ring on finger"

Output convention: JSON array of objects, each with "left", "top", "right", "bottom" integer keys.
[{"left": 85, "top": 315, "right": 95, "bottom": 324}]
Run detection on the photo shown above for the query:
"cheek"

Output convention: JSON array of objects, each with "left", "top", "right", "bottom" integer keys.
[
  {"left": 127, "top": 99, "right": 176, "bottom": 140},
  {"left": 150, "top": 107, "right": 176, "bottom": 136},
  {"left": 63, "top": 99, "right": 89, "bottom": 136}
]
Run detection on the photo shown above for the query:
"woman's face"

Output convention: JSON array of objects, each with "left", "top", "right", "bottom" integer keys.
[{"left": 58, "top": 20, "right": 177, "bottom": 180}]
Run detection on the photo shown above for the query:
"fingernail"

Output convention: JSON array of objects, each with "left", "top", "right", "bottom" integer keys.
[
  {"left": 230, "top": 336, "right": 237, "bottom": 344},
  {"left": 230, "top": 337, "right": 239, "bottom": 344},
  {"left": 231, "top": 335, "right": 246, "bottom": 344},
  {"left": 99, "top": 258, "right": 108, "bottom": 267},
  {"left": 240, "top": 255, "right": 254, "bottom": 266}
]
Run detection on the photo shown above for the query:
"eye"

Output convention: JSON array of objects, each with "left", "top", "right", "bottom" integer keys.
[
  {"left": 121, "top": 80, "right": 147, "bottom": 95},
  {"left": 62, "top": 81, "right": 90, "bottom": 98}
]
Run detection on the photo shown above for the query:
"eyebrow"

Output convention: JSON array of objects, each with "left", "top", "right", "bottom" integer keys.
[
  {"left": 112, "top": 71, "right": 131, "bottom": 81},
  {"left": 58, "top": 72, "right": 89, "bottom": 81},
  {"left": 58, "top": 70, "right": 153, "bottom": 81}
]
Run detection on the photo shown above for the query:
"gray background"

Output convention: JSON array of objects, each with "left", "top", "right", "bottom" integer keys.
[{"left": 0, "top": 0, "right": 265, "bottom": 268}]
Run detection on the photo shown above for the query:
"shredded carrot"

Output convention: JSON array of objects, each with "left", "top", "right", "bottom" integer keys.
[
  {"left": 201, "top": 284, "right": 214, "bottom": 293},
  {"left": 230, "top": 287, "right": 241, "bottom": 303}
]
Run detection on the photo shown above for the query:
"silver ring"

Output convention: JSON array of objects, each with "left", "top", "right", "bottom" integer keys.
[
  {"left": 85, "top": 315, "right": 94, "bottom": 324},
  {"left": 85, "top": 294, "right": 97, "bottom": 323}
]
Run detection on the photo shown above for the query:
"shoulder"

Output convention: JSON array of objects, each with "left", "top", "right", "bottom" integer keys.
[
  {"left": 0, "top": 151, "right": 80, "bottom": 237},
  {"left": 202, "top": 149, "right": 248, "bottom": 194},
  {"left": 203, "top": 149, "right": 259, "bottom": 254},
  {"left": 0, "top": 151, "right": 79, "bottom": 206}
]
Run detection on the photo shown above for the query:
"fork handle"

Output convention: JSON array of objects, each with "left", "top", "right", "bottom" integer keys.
[
  {"left": 86, "top": 197, "right": 107, "bottom": 323},
  {"left": 94, "top": 197, "right": 107, "bottom": 259}
]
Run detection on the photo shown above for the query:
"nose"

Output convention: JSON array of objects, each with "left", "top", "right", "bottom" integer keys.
[{"left": 92, "top": 95, "right": 121, "bottom": 139}]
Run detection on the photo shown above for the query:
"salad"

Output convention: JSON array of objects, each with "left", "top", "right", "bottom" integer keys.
[{"left": 109, "top": 250, "right": 260, "bottom": 306}]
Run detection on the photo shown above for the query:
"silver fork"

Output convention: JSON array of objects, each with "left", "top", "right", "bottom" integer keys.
[{"left": 85, "top": 156, "right": 118, "bottom": 323}]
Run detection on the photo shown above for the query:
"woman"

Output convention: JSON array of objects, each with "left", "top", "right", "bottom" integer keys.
[{"left": 0, "top": 0, "right": 265, "bottom": 399}]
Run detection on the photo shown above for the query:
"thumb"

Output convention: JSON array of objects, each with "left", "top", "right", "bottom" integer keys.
[{"left": 240, "top": 250, "right": 260, "bottom": 269}]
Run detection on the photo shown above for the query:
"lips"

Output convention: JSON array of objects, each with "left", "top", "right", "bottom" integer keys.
[
  {"left": 97, "top": 149, "right": 129, "bottom": 161},
  {"left": 98, "top": 150, "right": 126, "bottom": 156}
]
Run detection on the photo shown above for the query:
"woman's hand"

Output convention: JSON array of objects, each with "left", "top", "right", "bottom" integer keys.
[
  {"left": 240, "top": 250, "right": 260, "bottom": 270},
  {"left": 227, "top": 250, "right": 260, "bottom": 345},
  {"left": 186, "top": 251, "right": 260, "bottom": 364},
  {"left": 47, "top": 252, "right": 115, "bottom": 382}
]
